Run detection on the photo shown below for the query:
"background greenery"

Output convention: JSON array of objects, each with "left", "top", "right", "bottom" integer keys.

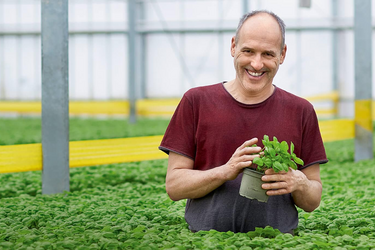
[
  {"left": 0, "top": 117, "right": 170, "bottom": 145},
  {"left": 1, "top": 117, "right": 375, "bottom": 249}
]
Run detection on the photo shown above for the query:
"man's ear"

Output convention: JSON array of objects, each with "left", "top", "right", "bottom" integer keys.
[
  {"left": 280, "top": 44, "right": 287, "bottom": 64},
  {"left": 230, "top": 36, "right": 236, "bottom": 57}
]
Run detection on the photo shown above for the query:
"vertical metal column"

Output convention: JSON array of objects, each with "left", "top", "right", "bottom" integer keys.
[
  {"left": 128, "top": 0, "right": 137, "bottom": 123},
  {"left": 331, "top": 0, "right": 339, "bottom": 116},
  {"left": 354, "top": 0, "right": 373, "bottom": 161},
  {"left": 139, "top": 0, "right": 146, "bottom": 99},
  {"left": 41, "top": 0, "right": 70, "bottom": 194},
  {"left": 299, "top": 0, "right": 311, "bottom": 8},
  {"left": 242, "top": 0, "right": 249, "bottom": 14}
]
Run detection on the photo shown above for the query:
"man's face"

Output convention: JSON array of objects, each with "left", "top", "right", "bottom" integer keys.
[{"left": 231, "top": 13, "right": 286, "bottom": 96}]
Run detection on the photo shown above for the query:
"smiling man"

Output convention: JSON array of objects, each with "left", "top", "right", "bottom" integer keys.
[{"left": 159, "top": 10, "right": 328, "bottom": 234}]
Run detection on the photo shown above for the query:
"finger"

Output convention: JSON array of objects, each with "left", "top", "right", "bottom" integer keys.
[
  {"left": 244, "top": 146, "right": 262, "bottom": 155},
  {"left": 264, "top": 169, "right": 274, "bottom": 175},
  {"left": 262, "top": 173, "right": 286, "bottom": 182},
  {"left": 239, "top": 138, "right": 258, "bottom": 149},
  {"left": 264, "top": 168, "right": 287, "bottom": 176},
  {"left": 229, "top": 160, "right": 253, "bottom": 171},
  {"left": 262, "top": 181, "right": 288, "bottom": 190},
  {"left": 239, "top": 154, "right": 261, "bottom": 164},
  {"left": 266, "top": 189, "right": 289, "bottom": 196}
]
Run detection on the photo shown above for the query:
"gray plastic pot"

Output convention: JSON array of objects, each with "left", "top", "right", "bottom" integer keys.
[{"left": 239, "top": 168, "right": 269, "bottom": 203}]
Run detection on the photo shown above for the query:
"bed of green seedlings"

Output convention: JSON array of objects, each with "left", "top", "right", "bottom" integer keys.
[
  {"left": 1, "top": 117, "right": 375, "bottom": 249},
  {"left": 0, "top": 117, "right": 170, "bottom": 145}
]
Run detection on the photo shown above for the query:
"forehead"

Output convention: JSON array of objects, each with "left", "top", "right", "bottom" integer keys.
[{"left": 237, "top": 14, "right": 282, "bottom": 50}]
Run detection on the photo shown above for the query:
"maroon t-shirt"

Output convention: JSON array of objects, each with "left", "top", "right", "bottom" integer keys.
[{"left": 159, "top": 83, "right": 328, "bottom": 233}]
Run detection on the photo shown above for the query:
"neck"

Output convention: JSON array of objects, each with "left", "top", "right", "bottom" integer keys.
[{"left": 224, "top": 80, "right": 275, "bottom": 105}]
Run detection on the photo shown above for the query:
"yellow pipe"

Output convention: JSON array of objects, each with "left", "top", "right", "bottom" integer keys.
[
  {"left": 355, "top": 99, "right": 373, "bottom": 131},
  {"left": 2, "top": 98, "right": 374, "bottom": 118},
  {"left": 0, "top": 119, "right": 363, "bottom": 174},
  {"left": 0, "top": 135, "right": 166, "bottom": 174}
]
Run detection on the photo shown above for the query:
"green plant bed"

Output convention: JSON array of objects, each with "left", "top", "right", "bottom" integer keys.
[
  {"left": 2, "top": 145, "right": 375, "bottom": 248},
  {"left": 2, "top": 117, "right": 375, "bottom": 248},
  {"left": 0, "top": 160, "right": 168, "bottom": 199},
  {"left": 0, "top": 117, "right": 170, "bottom": 145}
]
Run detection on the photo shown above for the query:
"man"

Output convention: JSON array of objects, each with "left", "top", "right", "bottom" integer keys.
[{"left": 159, "top": 10, "right": 328, "bottom": 234}]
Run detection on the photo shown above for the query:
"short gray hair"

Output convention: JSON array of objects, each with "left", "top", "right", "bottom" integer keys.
[{"left": 235, "top": 10, "right": 286, "bottom": 52}]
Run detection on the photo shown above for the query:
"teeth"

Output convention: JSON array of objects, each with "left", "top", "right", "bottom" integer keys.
[{"left": 247, "top": 70, "right": 263, "bottom": 77}]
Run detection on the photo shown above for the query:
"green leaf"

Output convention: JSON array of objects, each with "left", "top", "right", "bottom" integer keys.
[
  {"left": 282, "top": 163, "right": 289, "bottom": 172},
  {"left": 272, "top": 140, "right": 279, "bottom": 150},
  {"left": 263, "top": 135, "right": 269, "bottom": 142},
  {"left": 274, "top": 144, "right": 281, "bottom": 154},
  {"left": 273, "top": 161, "right": 283, "bottom": 172},
  {"left": 253, "top": 157, "right": 263, "bottom": 167},
  {"left": 262, "top": 135, "right": 271, "bottom": 148},
  {"left": 268, "top": 148, "right": 276, "bottom": 157},
  {"left": 290, "top": 142, "right": 294, "bottom": 154},
  {"left": 280, "top": 141, "right": 288, "bottom": 152},
  {"left": 264, "top": 158, "right": 272, "bottom": 167},
  {"left": 292, "top": 154, "right": 304, "bottom": 165},
  {"left": 288, "top": 160, "right": 298, "bottom": 170}
]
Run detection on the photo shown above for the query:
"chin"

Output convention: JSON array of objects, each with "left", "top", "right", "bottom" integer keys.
[{"left": 243, "top": 82, "right": 266, "bottom": 92}]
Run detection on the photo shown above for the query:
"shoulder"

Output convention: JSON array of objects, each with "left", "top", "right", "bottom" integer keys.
[
  {"left": 183, "top": 83, "right": 225, "bottom": 103},
  {"left": 185, "top": 83, "right": 223, "bottom": 97},
  {"left": 275, "top": 87, "right": 314, "bottom": 111}
]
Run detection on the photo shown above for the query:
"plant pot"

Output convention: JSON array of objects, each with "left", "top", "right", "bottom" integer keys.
[{"left": 239, "top": 168, "right": 269, "bottom": 203}]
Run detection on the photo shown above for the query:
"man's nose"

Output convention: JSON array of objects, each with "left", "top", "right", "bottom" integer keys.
[{"left": 250, "top": 54, "right": 263, "bottom": 71}]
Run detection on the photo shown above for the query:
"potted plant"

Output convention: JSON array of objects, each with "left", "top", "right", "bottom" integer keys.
[{"left": 239, "top": 135, "right": 304, "bottom": 202}]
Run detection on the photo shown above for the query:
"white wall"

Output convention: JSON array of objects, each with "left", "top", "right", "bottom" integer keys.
[{"left": 0, "top": 0, "right": 374, "bottom": 118}]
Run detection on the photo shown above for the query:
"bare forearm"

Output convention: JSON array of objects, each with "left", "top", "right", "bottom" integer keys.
[
  {"left": 166, "top": 167, "right": 226, "bottom": 201},
  {"left": 292, "top": 179, "right": 322, "bottom": 212},
  {"left": 165, "top": 139, "right": 261, "bottom": 201}
]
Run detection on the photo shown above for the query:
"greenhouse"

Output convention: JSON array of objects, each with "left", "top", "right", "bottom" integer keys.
[{"left": 0, "top": 0, "right": 375, "bottom": 249}]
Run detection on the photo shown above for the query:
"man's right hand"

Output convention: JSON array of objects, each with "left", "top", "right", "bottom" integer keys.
[
  {"left": 165, "top": 138, "right": 261, "bottom": 201},
  {"left": 223, "top": 138, "right": 262, "bottom": 181}
]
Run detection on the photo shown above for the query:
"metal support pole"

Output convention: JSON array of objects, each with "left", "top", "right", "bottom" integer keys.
[
  {"left": 242, "top": 0, "right": 249, "bottom": 14},
  {"left": 299, "top": 0, "right": 311, "bottom": 8},
  {"left": 354, "top": 0, "right": 373, "bottom": 161},
  {"left": 139, "top": 0, "right": 146, "bottom": 99},
  {"left": 41, "top": 0, "right": 70, "bottom": 194},
  {"left": 128, "top": 0, "right": 137, "bottom": 123},
  {"left": 332, "top": 0, "right": 339, "bottom": 116}
]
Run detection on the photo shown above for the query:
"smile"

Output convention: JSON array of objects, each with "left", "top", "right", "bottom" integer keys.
[{"left": 246, "top": 69, "right": 265, "bottom": 77}]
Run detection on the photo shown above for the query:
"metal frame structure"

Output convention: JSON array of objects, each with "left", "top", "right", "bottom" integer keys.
[
  {"left": 41, "top": 0, "right": 70, "bottom": 194},
  {"left": 354, "top": 0, "right": 373, "bottom": 161},
  {"left": 0, "top": 0, "right": 372, "bottom": 103},
  {"left": 1, "top": 0, "right": 374, "bottom": 193},
  {"left": 128, "top": 0, "right": 137, "bottom": 122}
]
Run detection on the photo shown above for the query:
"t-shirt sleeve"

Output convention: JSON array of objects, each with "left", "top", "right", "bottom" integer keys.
[
  {"left": 300, "top": 108, "right": 328, "bottom": 169},
  {"left": 159, "top": 93, "right": 196, "bottom": 160}
]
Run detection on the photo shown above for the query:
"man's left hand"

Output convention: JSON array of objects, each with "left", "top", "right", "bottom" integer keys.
[
  {"left": 261, "top": 168, "right": 308, "bottom": 196},
  {"left": 260, "top": 164, "right": 322, "bottom": 212}
]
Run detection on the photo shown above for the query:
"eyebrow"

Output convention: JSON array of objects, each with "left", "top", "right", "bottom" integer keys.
[
  {"left": 241, "top": 46, "right": 277, "bottom": 55},
  {"left": 264, "top": 50, "right": 277, "bottom": 56}
]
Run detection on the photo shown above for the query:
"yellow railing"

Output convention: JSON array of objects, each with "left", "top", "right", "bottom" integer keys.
[
  {"left": 0, "top": 119, "right": 357, "bottom": 174},
  {"left": 0, "top": 94, "right": 374, "bottom": 118},
  {"left": 305, "top": 91, "right": 339, "bottom": 117},
  {"left": 0, "top": 99, "right": 180, "bottom": 117},
  {"left": 0, "top": 135, "right": 166, "bottom": 174}
]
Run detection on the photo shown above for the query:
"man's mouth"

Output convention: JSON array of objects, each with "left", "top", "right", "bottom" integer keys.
[{"left": 246, "top": 69, "right": 265, "bottom": 77}]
